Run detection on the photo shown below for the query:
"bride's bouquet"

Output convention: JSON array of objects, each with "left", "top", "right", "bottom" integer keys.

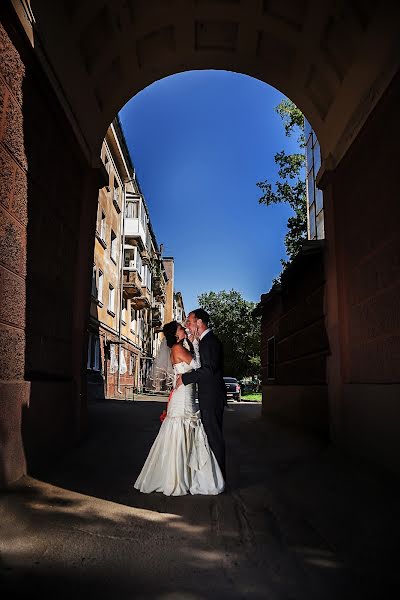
[{"left": 160, "top": 388, "right": 174, "bottom": 423}]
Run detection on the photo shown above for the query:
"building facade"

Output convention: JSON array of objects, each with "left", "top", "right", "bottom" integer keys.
[
  {"left": 87, "top": 118, "right": 169, "bottom": 400},
  {"left": 257, "top": 118, "right": 329, "bottom": 432},
  {"left": 162, "top": 257, "right": 175, "bottom": 324},
  {"left": 173, "top": 291, "right": 186, "bottom": 324}
]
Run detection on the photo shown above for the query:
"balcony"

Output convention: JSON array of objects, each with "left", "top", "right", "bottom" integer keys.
[
  {"left": 130, "top": 294, "right": 151, "bottom": 310},
  {"left": 151, "top": 306, "right": 163, "bottom": 331},
  {"left": 140, "top": 285, "right": 152, "bottom": 304},
  {"left": 123, "top": 269, "right": 142, "bottom": 299},
  {"left": 124, "top": 217, "right": 147, "bottom": 249},
  {"left": 141, "top": 248, "right": 151, "bottom": 265},
  {"left": 152, "top": 274, "right": 165, "bottom": 302}
]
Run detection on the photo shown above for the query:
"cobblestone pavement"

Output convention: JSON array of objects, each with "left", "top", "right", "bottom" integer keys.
[{"left": 1, "top": 398, "right": 400, "bottom": 599}]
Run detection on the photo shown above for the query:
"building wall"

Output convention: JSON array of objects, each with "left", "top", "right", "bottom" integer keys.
[
  {"left": 88, "top": 128, "right": 169, "bottom": 400},
  {"left": 89, "top": 135, "right": 147, "bottom": 399},
  {"left": 0, "top": 12, "right": 98, "bottom": 480},
  {"left": 325, "top": 68, "right": 400, "bottom": 471},
  {"left": 0, "top": 18, "right": 29, "bottom": 483},
  {"left": 260, "top": 246, "right": 329, "bottom": 434},
  {"left": 163, "top": 258, "right": 174, "bottom": 324},
  {"left": 173, "top": 291, "right": 186, "bottom": 324}
]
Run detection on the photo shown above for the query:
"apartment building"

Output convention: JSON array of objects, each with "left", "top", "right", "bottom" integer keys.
[
  {"left": 173, "top": 291, "right": 186, "bottom": 324},
  {"left": 162, "top": 257, "right": 175, "bottom": 324},
  {"left": 87, "top": 117, "right": 168, "bottom": 399}
]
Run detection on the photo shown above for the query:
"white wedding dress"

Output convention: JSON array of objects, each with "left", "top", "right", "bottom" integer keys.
[{"left": 134, "top": 343, "right": 225, "bottom": 496}]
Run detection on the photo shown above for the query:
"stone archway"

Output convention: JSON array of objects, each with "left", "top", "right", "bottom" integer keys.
[
  {"left": 1, "top": 0, "right": 400, "bottom": 485},
  {"left": 29, "top": 1, "right": 400, "bottom": 170}
]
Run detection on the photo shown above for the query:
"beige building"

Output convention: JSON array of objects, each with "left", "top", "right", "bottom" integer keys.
[
  {"left": 173, "top": 291, "right": 186, "bottom": 324},
  {"left": 162, "top": 257, "right": 175, "bottom": 324},
  {"left": 87, "top": 117, "right": 168, "bottom": 399}
]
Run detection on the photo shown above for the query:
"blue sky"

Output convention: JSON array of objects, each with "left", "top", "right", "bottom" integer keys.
[{"left": 119, "top": 70, "right": 300, "bottom": 311}]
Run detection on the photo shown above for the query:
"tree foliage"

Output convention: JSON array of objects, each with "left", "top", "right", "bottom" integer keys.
[
  {"left": 257, "top": 98, "right": 307, "bottom": 269},
  {"left": 197, "top": 289, "right": 260, "bottom": 380}
]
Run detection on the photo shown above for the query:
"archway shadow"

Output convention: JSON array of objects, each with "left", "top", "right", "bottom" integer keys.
[
  {"left": 8, "top": 399, "right": 400, "bottom": 597},
  {"left": 27, "top": 399, "right": 324, "bottom": 511}
]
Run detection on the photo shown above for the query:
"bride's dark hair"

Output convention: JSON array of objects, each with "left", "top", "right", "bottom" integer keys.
[{"left": 163, "top": 321, "right": 180, "bottom": 348}]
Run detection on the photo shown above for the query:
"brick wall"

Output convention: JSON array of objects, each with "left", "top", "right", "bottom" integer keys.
[
  {"left": 332, "top": 70, "right": 400, "bottom": 385},
  {"left": 259, "top": 245, "right": 329, "bottom": 432},
  {"left": 0, "top": 16, "right": 29, "bottom": 485}
]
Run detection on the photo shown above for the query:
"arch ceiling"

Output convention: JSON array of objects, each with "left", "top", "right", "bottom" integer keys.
[{"left": 25, "top": 0, "right": 400, "bottom": 174}]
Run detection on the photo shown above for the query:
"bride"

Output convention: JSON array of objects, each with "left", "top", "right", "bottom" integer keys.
[{"left": 134, "top": 321, "right": 225, "bottom": 496}]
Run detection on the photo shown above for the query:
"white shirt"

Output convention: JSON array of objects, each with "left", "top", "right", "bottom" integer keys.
[{"left": 199, "top": 328, "right": 211, "bottom": 341}]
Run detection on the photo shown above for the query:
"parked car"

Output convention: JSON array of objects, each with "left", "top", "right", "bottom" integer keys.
[{"left": 223, "top": 377, "right": 241, "bottom": 402}]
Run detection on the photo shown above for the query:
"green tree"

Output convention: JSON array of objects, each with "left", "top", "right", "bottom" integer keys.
[
  {"left": 257, "top": 98, "right": 307, "bottom": 270},
  {"left": 198, "top": 289, "right": 260, "bottom": 379}
]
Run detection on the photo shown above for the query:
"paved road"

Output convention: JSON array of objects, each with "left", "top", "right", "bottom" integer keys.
[{"left": 1, "top": 398, "right": 400, "bottom": 599}]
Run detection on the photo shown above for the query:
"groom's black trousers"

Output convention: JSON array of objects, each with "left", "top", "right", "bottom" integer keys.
[{"left": 200, "top": 406, "right": 226, "bottom": 479}]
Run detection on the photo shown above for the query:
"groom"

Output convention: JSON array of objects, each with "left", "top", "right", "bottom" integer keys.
[{"left": 176, "top": 308, "right": 226, "bottom": 479}]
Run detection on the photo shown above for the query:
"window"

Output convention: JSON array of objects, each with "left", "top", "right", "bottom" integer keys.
[
  {"left": 304, "top": 119, "right": 324, "bottom": 241},
  {"left": 137, "top": 252, "right": 143, "bottom": 276},
  {"left": 91, "top": 265, "right": 97, "bottom": 297},
  {"left": 306, "top": 134, "right": 314, "bottom": 174},
  {"left": 267, "top": 337, "right": 276, "bottom": 380},
  {"left": 124, "top": 246, "right": 136, "bottom": 268},
  {"left": 307, "top": 170, "right": 315, "bottom": 205},
  {"left": 121, "top": 297, "right": 127, "bottom": 324},
  {"left": 304, "top": 119, "right": 312, "bottom": 145},
  {"left": 139, "top": 316, "right": 145, "bottom": 339},
  {"left": 98, "top": 270, "right": 103, "bottom": 304},
  {"left": 130, "top": 307, "right": 138, "bottom": 334},
  {"left": 129, "top": 353, "right": 136, "bottom": 376},
  {"left": 110, "top": 230, "right": 117, "bottom": 263},
  {"left": 113, "top": 178, "right": 121, "bottom": 212},
  {"left": 100, "top": 211, "right": 106, "bottom": 242},
  {"left": 140, "top": 202, "right": 147, "bottom": 229},
  {"left": 87, "top": 333, "right": 101, "bottom": 371},
  {"left": 110, "top": 344, "right": 118, "bottom": 374},
  {"left": 316, "top": 210, "right": 325, "bottom": 239},
  {"left": 313, "top": 140, "right": 321, "bottom": 175},
  {"left": 143, "top": 264, "right": 151, "bottom": 290},
  {"left": 108, "top": 284, "right": 115, "bottom": 315},
  {"left": 119, "top": 348, "right": 127, "bottom": 375},
  {"left": 309, "top": 203, "right": 316, "bottom": 240},
  {"left": 315, "top": 187, "right": 323, "bottom": 215},
  {"left": 125, "top": 200, "right": 139, "bottom": 219}
]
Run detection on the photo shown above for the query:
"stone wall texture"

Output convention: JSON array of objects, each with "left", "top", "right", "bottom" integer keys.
[
  {"left": 0, "top": 10, "right": 98, "bottom": 483},
  {"left": 332, "top": 69, "right": 400, "bottom": 385},
  {"left": 0, "top": 18, "right": 29, "bottom": 485}
]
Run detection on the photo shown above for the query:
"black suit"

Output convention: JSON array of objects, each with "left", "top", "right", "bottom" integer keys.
[{"left": 182, "top": 331, "right": 226, "bottom": 478}]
